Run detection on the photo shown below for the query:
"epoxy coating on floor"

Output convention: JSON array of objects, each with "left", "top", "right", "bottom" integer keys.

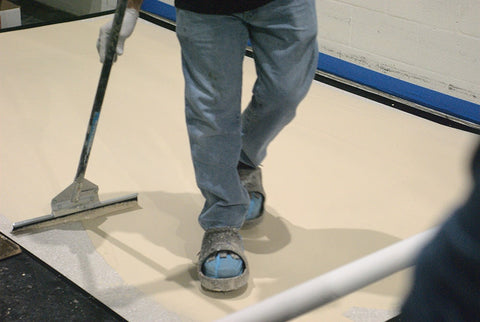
[{"left": 1, "top": 16, "right": 478, "bottom": 321}]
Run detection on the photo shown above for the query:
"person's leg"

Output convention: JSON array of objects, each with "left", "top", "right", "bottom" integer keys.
[
  {"left": 238, "top": 0, "right": 319, "bottom": 167},
  {"left": 176, "top": 9, "right": 251, "bottom": 290},
  {"left": 232, "top": 0, "right": 318, "bottom": 225},
  {"left": 176, "top": 10, "right": 250, "bottom": 231}
]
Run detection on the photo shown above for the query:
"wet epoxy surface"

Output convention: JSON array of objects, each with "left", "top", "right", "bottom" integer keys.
[{"left": 1, "top": 16, "right": 478, "bottom": 321}]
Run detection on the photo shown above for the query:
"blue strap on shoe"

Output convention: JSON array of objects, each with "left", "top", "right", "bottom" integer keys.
[
  {"left": 246, "top": 192, "right": 264, "bottom": 221},
  {"left": 203, "top": 252, "right": 244, "bottom": 278}
]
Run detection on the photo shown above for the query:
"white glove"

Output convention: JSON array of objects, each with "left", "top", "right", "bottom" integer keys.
[{"left": 96, "top": 8, "right": 139, "bottom": 63}]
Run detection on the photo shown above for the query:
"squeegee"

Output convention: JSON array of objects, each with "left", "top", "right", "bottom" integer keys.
[{"left": 12, "top": 0, "right": 138, "bottom": 233}]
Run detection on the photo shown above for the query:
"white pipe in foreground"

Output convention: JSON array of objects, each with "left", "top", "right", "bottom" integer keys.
[{"left": 218, "top": 228, "right": 437, "bottom": 322}]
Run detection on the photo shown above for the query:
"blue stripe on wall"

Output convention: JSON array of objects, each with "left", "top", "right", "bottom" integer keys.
[
  {"left": 318, "top": 54, "right": 480, "bottom": 125},
  {"left": 141, "top": 0, "right": 176, "bottom": 21},
  {"left": 141, "top": 0, "right": 480, "bottom": 125}
]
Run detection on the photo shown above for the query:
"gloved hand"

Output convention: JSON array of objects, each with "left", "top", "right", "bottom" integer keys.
[{"left": 96, "top": 8, "right": 139, "bottom": 63}]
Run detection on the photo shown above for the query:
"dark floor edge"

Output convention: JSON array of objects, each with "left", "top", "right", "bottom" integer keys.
[
  {"left": 0, "top": 232, "right": 127, "bottom": 321},
  {"left": 0, "top": 10, "right": 115, "bottom": 33},
  {"left": 141, "top": 11, "right": 176, "bottom": 32},
  {"left": 313, "top": 72, "right": 480, "bottom": 136}
]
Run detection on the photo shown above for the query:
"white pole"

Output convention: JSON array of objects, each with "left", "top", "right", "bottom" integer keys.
[{"left": 218, "top": 228, "right": 437, "bottom": 322}]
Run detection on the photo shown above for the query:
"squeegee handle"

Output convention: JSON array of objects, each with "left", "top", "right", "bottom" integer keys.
[{"left": 74, "top": 0, "right": 128, "bottom": 181}]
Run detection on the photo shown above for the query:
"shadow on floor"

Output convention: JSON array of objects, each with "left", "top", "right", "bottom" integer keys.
[{"left": 14, "top": 190, "right": 410, "bottom": 316}]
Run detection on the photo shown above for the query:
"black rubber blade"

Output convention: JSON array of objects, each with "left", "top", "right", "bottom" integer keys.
[{"left": 12, "top": 194, "right": 139, "bottom": 234}]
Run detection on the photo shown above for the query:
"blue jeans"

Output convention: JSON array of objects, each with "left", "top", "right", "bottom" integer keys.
[{"left": 176, "top": 0, "right": 318, "bottom": 230}]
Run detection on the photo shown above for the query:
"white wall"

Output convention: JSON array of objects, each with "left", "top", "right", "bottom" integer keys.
[
  {"left": 316, "top": 0, "right": 480, "bottom": 104},
  {"left": 37, "top": 0, "right": 479, "bottom": 106}
]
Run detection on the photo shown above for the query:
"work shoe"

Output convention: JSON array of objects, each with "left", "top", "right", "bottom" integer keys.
[
  {"left": 198, "top": 228, "right": 249, "bottom": 292},
  {"left": 238, "top": 166, "right": 266, "bottom": 229}
]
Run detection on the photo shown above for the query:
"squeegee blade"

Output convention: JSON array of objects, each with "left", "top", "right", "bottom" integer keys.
[{"left": 11, "top": 193, "right": 139, "bottom": 233}]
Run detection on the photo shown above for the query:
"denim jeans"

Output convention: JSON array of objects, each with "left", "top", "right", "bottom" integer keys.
[{"left": 176, "top": 0, "right": 318, "bottom": 230}]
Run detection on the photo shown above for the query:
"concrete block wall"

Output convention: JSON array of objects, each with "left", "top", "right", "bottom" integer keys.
[
  {"left": 35, "top": 0, "right": 116, "bottom": 15},
  {"left": 316, "top": 0, "right": 480, "bottom": 105},
  {"left": 35, "top": 0, "right": 477, "bottom": 122}
]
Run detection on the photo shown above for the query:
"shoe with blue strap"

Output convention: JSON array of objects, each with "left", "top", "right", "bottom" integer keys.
[{"left": 199, "top": 164, "right": 266, "bottom": 291}]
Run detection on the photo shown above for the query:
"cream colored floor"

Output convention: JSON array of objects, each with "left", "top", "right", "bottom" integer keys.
[{"left": 1, "top": 16, "right": 478, "bottom": 321}]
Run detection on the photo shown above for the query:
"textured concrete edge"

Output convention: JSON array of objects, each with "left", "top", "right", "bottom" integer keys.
[{"left": 0, "top": 214, "right": 187, "bottom": 322}]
